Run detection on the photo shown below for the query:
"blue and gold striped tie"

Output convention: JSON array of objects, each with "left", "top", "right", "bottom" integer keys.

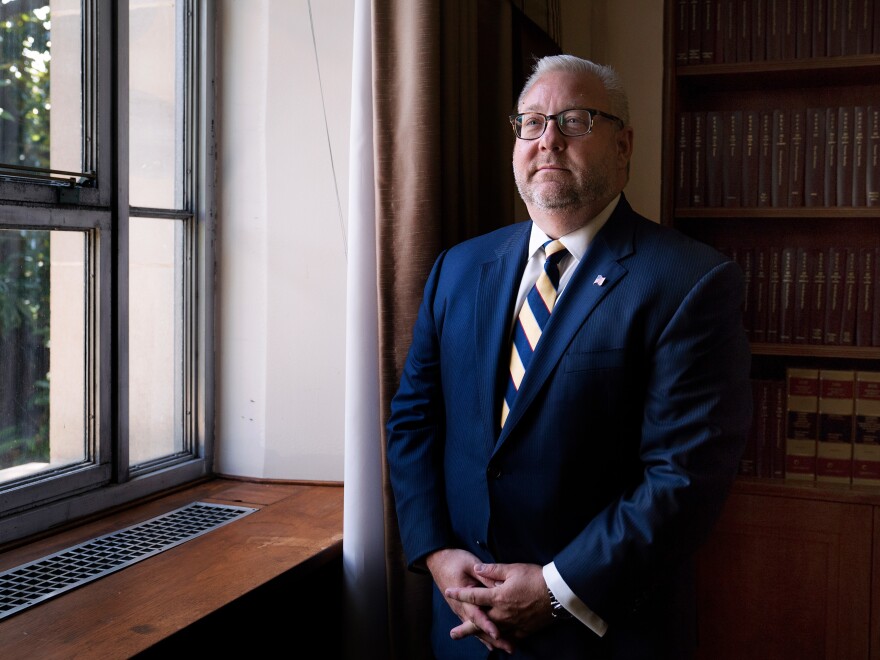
[{"left": 501, "top": 239, "right": 567, "bottom": 428}]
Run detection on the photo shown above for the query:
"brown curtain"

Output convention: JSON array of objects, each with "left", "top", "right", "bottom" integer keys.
[{"left": 372, "top": 2, "right": 559, "bottom": 657}]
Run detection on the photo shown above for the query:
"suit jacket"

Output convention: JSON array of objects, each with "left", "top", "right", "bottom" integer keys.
[{"left": 386, "top": 194, "right": 753, "bottom": 659}]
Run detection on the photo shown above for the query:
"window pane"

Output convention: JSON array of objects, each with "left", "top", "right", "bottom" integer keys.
[
  {"left": 129, "top": 216, "right": 185, "bottom": 466},
  {"left": 0, "top": 228, "right": 86, "bottom": 483},
  {"left": 129, "top": 0, "right": 182, "bottom": 208},
  {"left": 0, "top": 0, "right": 83, "bottom": 174}
]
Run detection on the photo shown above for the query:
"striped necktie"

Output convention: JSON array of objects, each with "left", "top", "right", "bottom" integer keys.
[{"left": 501, "top": 239, "right": 568, "bottom": 428}]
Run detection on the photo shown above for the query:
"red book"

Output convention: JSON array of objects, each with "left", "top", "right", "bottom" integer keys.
[
  {"left": 853, "top": 371, "right": 880, "bottom": 486},
  {"left": 816, "top": 369, "right": 854, "bottom": 485},
  {"left": 824, "top": 108, "right": 838, "bottom": 207},
  {"left": 837, "top": 106, "right": 853, "bottom": 207},
  {"left": 778, "top": 246, "right": 796, "bottom": 342},
  {"left": 868, "top": 106, "right": 879, "bottom": 207},
  {"left": 793, "top": 246, "right": 813, "bottom": 344},
  {"left": 706, "top": 111, "right": 724, "bottom": 207},
  {"left": 823, "top": 246, "right": 846, "bottom": 345},
  {"left": 855, "top": 247, "right": 875, "bottom": 346},
  {"left": 809, "top": 248, "right": 827, "bottom": 344},
  {"left": 675, "top": 112, "right": 692, "bottom": 208},
  {"left": 852, "top": 106, "right": 867, "bottom": 206},
  {"left": 771, "top": 109, "right": 790, "bottom": 207},
  {"left": 723, "top": 110, "right": 743, "bottom": 207},
  {"left": 785, "top": 367, "right": 819, "bottom": 481},
  {"left": 788, "top": 109, "right": 805, "bottom": 206},
  {"left": 804, "top": 108, "right": 826, "bottom": 207},
  {"left": 839, "top": 247, "right": 857, "bottom": 345},
  {"left": 742, "top": 110, "right": 761, "bottom": 206}
]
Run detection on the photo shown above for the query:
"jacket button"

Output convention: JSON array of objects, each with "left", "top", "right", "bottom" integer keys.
[{"left": 487, "top": 465, "right": 502, "bottom": 479}]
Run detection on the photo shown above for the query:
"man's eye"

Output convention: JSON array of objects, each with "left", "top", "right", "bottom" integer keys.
[
  {"left": 523, "top": 115, "right": 542, "bottom": 127},
  {"left": 564, "top": 116, "right": 588, "bottom": 127}
]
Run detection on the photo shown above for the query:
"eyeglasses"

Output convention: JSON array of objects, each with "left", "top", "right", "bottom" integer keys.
[{"left": 509, "top": 108, "right": 624, "bottom": 140}]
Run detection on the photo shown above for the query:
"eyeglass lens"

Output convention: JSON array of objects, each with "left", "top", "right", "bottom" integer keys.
[{"left": 516, "top": 109, "right": 593, "bottom": 139}]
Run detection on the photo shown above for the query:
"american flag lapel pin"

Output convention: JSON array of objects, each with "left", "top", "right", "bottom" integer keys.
[{"left": 593, "top": 275, "right": 606, "bottom": 286}]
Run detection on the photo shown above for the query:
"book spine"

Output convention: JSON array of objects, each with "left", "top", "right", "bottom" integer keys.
[
  {"left": 675, "top": 112, "right": 692, "bottom": 208},
  {"left": 837, "top": 106, "right": 853, "bottom": 206},
  {"left": 738, "top": 0, "right": 753, "bottom": 61},
  {"left": 813, "top": 0, "right": 827, "bottom": 57},
  {"left": 771, "top": 379, "right": 787, "bottom": 478},
  {"left": 816, "top": 369, "right": 855, "bottom": 484},
  {"left": 766, "top": 0, "right": 783, "bottom": 59},
  {"left": 739, "top": 247, "right": 755, "bottom": 339},
  {"left": 853, "top": 370, "right": 880, "bottom": 486},
  {"left": 841, "top": 0, "right": 858, "bottom": 54},
  {"left": 677, "top": 0, "right": 690, "bottom": 64},
  {"left": 753, "top": 0, "right": 768, "bottom": 60},
  {"left": 810, "top": 248, "right": 827, "bottom": 343},
  {"left": 868, "top": 106, "right": 879, "bottom": 207},
  {"left": 824, "top": 246, "right": 846, "bottom": 344},
  {"left": 855, "top": 0, "right": 873, "bottom": 54},
  {"left": 793, "top": 246, "right": 813, "bottom": 343},
  {"left": 766, "top": 246, "right": 782, "bottom": 342},
  {"left": 742, "top": 110, "right": 761, "bottom": 206},
  {"left": 753, "top": 246, "right": 769, "bottom": 342},
  {"left": 840, "top": 247, "right": 857, "bottom": 345},
  {"left": 856, "top": 246, "right": 875, "bottom": 346},
  {"left": 781, "top": 0, "right": 796, "bottom": 58},
  {"left": 785, "top": 367, "right": 819, "bottom": 480},
  {"left": 756, "top": 378, "right": 772, "bottom": 477},
  {"left": 692, "top": 111, "right": 706, "bottom": 206},
  {"left": 706, "top": 111, "right": 724, "bottom": 207},
  {"left": 771, "top": 109, "right": 790, "bottom": 207},
  {"left": 804, "top": 107, "right": 826, "bottom": 207},
  {"left": 741, "top": 380, "right": 763, "bottom": 475},
  {"left": 689, "top": 0, "right": 703, "bottom": 63},
  {"left": 796, "top": 0, "right": 813, "bottom": 58},
  {"left": 723, "top": 110, "right": 743, "bottom": 207},
  {"left": 852, "top": 105, "right": 866, "bottom": 206},
  {"left": 778, "top": 246, "right": 796, "bottom": 342},
  {"left": 788, "top": 108, "right": 805, "bottom": 206},
  {"left": 702, "top": 0, "right": 718, "bottom": 62},
  {"left": 719, "top": 0, "right": 736, "bottom": 62},
  {"left": 827, "top": 0, "right": 843, "bottom": 56},
  {"left": 825, "top": 107, "right": 838, "bottom": 207}
]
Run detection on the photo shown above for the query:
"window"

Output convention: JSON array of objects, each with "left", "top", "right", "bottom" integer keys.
[{"left": 0, "top": 0, "right": 214, "bottom": 546}]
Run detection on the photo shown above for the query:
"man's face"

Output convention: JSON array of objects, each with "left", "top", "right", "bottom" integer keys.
[{"left": 512, "top": 70, "right": 631, "bottom": 215}]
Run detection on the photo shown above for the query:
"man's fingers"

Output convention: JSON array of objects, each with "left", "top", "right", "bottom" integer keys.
[{"left": 445, "top": 586, "right": 491, "bottom": 608}]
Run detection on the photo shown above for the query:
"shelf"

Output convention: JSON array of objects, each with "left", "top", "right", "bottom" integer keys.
[
  {"left": 749, "top": 343, "right": 880, "bottom": 360},
  {"left": 674, "top": 207, "right": 880, "bottom": 219},
  {"left": 733, "top": 476, "right": 880, "bottom": 506}
]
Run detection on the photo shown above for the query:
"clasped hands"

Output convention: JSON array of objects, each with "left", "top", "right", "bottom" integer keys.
[{"left": 425, "top": 548, "right": 555, "bottom": 654}]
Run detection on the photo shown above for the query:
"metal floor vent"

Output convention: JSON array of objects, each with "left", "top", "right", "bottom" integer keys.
[{"left": 0, "top": 501, "right": 257, "bottom": 621}]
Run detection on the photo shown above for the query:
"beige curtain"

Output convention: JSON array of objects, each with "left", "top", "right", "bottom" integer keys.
[{"left": 372, "top": 2, "right": 559, "bottom": 657}]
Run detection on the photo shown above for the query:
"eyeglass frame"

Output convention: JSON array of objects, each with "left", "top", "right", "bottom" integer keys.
[{"left": 508, "top": 107, "right": 625, "bottom": 140}]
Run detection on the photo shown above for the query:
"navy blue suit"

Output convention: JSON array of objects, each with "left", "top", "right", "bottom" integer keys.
[{"left": 386, "top": 194, "right": 752, "bottom": 659}]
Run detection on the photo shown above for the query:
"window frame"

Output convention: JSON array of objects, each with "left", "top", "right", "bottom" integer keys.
[{"left": 0, "top": 0, "right": 215, "bottom": 547}]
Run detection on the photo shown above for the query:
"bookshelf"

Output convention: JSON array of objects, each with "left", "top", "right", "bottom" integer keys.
[{"left": 662, "top": 1, "right": 880, "bottom": 658}]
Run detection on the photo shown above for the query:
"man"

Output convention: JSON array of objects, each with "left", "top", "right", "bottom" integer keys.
[{"left": 386, "top": 54, "right": 752, "bottom": 659}]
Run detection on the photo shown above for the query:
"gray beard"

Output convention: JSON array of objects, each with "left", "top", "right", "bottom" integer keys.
[{"left": 514, "top": 166, "right": 612, "bottom": 212}]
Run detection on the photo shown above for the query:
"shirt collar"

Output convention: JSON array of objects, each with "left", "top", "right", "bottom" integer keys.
[{"left": 527, "top": 193, "right": 620, "bottom": 261}]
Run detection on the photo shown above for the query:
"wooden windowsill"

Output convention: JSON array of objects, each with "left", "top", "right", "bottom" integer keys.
[{"left": 0, "top": 477, "right": 344, "bottom": 659}]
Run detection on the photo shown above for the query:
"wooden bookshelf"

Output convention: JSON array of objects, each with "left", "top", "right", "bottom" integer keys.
[{"left": 662, "top": 1, "right": 880, "bottom": 657}]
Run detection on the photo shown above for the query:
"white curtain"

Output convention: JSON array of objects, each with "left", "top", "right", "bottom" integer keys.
[{"left": 342, "top": 1, "right": 390, "bottom": 658}]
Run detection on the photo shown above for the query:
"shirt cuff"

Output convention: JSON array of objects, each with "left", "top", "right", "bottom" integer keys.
[{"left": 542, "top": 562, "right": 608, "bottom": 637}]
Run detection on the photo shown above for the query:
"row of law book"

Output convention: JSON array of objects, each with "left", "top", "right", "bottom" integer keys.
[
  {"left": 781, "top": 368, "right": 880, "bottom": 485},
  {"left": 676, "top": 0, "right": 880, "bottom": 65},
  {"left": 722, "top": 245, "right": 880, "bottom": 347},
  {"left": 675, "top": 106, "right": 880, "bottom": 208}
]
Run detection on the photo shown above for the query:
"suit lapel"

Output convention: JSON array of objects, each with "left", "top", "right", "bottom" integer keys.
[{"left": 495, "top": 202, "right": 638, "bottom": 447}]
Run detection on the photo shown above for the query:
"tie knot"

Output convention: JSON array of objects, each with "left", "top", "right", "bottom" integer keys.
[{"left": 543, "top": 239, "right": 567, "bottom": 263}]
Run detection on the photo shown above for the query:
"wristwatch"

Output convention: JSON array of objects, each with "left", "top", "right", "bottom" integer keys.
[{"left": 547, "top": 587, "right": 573, "bottom": 620}]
